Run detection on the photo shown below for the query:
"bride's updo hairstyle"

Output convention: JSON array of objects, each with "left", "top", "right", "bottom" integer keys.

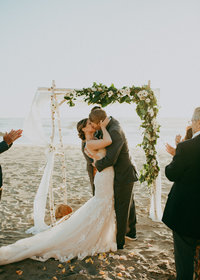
[
  {"left": 77, "top": 118, "right": 88, "bottom": 140},
  {"left": 89, "top": 109, "right": 107, "bottom": 124}
]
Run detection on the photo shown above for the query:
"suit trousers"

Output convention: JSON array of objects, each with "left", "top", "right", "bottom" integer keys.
[
  {"left": 114, "top": 182, "right": 136, "bottom": 248},
  {"left": 126, "top": 193, "right": 137, "bottom": 235},
  {"left": 173, "top": 231, "right": 199, "bottom": 280}
]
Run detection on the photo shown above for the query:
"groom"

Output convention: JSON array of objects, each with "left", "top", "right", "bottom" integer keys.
[{"left": 89, "top": 108, "right": 138, "bottom": 249}]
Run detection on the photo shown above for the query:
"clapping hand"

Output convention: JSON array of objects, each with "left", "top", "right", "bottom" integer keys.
[
  {"left": 165, "top": 143, "right": 176, "bottom": 156},
  {"left": 175, "top": 134, "right": 182, "bottom": 146},
  {"left": 3, "top": 129, "right": 23, "bottom": 145}
]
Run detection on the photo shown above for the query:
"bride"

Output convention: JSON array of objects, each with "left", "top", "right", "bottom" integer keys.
[{"left": 0, "top": 117, "right": 117, "bottom": 265}]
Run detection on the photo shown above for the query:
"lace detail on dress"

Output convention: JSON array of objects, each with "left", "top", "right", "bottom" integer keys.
[{"left": 0, "top": 149, "right": 117, "bottom": 265}]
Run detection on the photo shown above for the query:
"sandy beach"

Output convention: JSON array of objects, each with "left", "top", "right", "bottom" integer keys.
[{"left": 0, "top": 145, "right": 176, "bottom": 280}]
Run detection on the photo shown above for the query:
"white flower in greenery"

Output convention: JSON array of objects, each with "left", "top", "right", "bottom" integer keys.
[
  {"left": 146, "top": 98, "right": 150, "bottom": 103},
  {"left": 151, "top": 159, "right": 157, "bottom": 166},
  {"left": 148, "top": 108, "right": 154, "bottom": 117},
  {"left": 137, "top": 90, "right": 148, "bottom": 100},
  {"left": 137, "top": 91, "right": 143, "bottom": 99},
  {"left": 124, "top": 88, "right": 131, "bottom": 95},
  {"left": 149, "top": 150, "right": 154, "bottom": 156},
  {"left": 120, "top": 89, "right": 126, "bottom": 95},
  {"left": 108, "top": 90, "right": 113, "bottom": 97},
  {"left": 142, "top": 90, "right": 149, "bottom": 97},
  {"left": 151, "top": 118, "right": 159, "bottom": 130},
  {"left": 145, "top": 133, "right": 151, "bottom": 140},
  {"left": 145, "top": 132, "right": 156, "bottom": 142},
  {"left": 137, "top": 92, "right": 145, "bottom": 100},
  {"left": 92, "top": 87, "right": 96, "bottom": 91}
]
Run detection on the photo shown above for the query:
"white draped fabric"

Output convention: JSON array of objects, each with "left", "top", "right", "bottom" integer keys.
[
  {"left": 23, "top": 91, "right": 50, "bottom": 146},
  {"left": 26, "top": 151, "right": 55, "bottom": 234},
  {"left": 149, "top": 171, "right": 163, "bottom": 222},
  {"left": 23, "top": 90, "right": 61, "bottom": 234}
]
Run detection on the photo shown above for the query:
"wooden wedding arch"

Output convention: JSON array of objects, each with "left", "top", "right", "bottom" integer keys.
[{"left": 25, "top": 80, "right": 161, "bottom": 234}]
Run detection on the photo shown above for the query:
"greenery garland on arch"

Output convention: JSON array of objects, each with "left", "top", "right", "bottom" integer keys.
[{"left": 64, "top": 82, "right": 160, "bottom": 188}]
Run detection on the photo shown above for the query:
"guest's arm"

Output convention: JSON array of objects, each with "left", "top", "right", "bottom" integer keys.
[
  {"left": 0, "top": 141, "right": 11, "bottom": 154},
  {"left": 0, "top": 129, "right": 22, "bottom": 154},
  {"left": 95, "top": 129, "right": 124, "bottom": 172},
  {"left": 165, "top": 143, "right": 187, "bottom": 182}
]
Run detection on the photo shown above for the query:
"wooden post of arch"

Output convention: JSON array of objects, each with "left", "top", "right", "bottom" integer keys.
[
  {"left": 48, "top": 80, "right": 69, "bottom": 225},
  {"left": 49, "top": 80, "right": 56, "bottom": 226}
]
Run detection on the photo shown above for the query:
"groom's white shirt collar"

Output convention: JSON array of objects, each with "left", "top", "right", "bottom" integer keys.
[{"left": 192, "top": 131, "right": 200, "bottom": 138}]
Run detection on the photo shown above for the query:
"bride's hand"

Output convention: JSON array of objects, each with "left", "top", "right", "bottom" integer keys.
[{"left": 100, "top": 117, "right": 110, "bottom": 129}]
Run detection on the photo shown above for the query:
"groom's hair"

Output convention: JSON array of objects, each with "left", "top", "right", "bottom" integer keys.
[
  {"left": 89, "top": 109, "right": 107, "bottom": 124},
  {"left": 91, "top": 106, "right": 101, "bottom": 112}
]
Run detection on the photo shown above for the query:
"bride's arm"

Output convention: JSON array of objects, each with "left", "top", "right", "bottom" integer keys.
[{"left": 86, "top": 117, "right": 112, "bottom": 150}]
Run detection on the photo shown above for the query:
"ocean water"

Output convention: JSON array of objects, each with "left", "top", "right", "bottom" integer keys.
[{"left": 0, "top": 116, "right": 189, "bottom": 150}]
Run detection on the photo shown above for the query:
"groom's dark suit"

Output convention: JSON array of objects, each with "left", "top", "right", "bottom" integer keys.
[
  {"left": 95, "top": 117, "right": 138, "bottom": 248},
  {"left": 162, "top": 134, "right": 200, "bottom": 279},
  {"left": 0, "top": 140, "right": 12, "bottom": 200}
]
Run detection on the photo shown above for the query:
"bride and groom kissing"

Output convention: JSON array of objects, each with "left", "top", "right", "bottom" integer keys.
[{"left": 0, "top": 107, "right": 138, "bottom": 265}]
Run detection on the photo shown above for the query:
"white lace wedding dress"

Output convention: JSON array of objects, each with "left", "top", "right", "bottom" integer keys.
[{"left": 0, "top": 149, "right": 117, "bottom": 265}]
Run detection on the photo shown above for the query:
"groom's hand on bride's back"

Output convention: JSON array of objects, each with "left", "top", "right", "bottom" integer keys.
[{"left": 3, "top": 129, "right": 23, "bottom": 146}]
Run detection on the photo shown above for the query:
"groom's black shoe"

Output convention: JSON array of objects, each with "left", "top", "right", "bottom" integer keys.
[{"left": 125, "top": 232, "right": 137, "bottom": 241}]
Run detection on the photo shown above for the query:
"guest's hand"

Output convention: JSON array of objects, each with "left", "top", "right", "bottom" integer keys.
[
  {"left": 186, "top": 125, "right": 192, "bottom": 131},
  {"left": 165, "top": 143, "right": 176, "bottom": 156},
  {"left": 3, "top": 129, "right": 23, "bottom": 145},
  {"left": 175, "top": 134, "right": 182, "bottom": 146}
]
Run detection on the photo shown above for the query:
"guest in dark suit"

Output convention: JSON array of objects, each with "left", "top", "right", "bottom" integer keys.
[
  {"left": 162, "top": 107, "right": 200, "bottom": 280},
  {"left": 89, "top": 109, "right": 138, "bottom": 249},
  {"left": 0, "top": 129, "right": 22, "bottom": 200}
]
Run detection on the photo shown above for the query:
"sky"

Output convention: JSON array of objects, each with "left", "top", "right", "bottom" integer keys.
[{"left": 0, "top": 0, "right": 200, "bottom": 118}]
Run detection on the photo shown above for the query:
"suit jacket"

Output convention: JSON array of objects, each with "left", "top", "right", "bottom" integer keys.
[
  {"left": 95, "top": 117, "right": 138, "bottom": 186},
  {"left": 0, "top": 141, "right": 12, "bottom": 187},
  {"left": 162, "top": 134, "right": 200, "bottom": 239}
]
